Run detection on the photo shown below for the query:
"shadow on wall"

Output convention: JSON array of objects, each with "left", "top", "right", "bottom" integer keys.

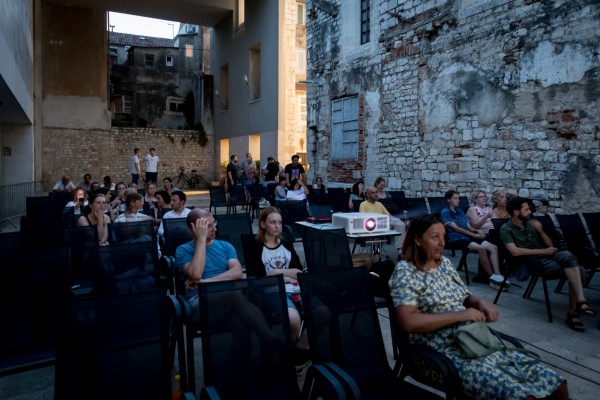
[
  {"left": 561, "top": 155, "right": 600, "bottom": 213},
  {"left": 421, "top": 63, "right": 513, "bottom": 128}
]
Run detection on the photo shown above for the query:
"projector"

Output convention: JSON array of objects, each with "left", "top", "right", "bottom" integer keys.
[{"left": 331, "top": 212, "right": 390, "bottom": 234}]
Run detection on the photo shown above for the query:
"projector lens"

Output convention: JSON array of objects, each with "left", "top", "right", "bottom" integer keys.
[{"left": 365, "top": 218, "right": 376, "bottom": 231}]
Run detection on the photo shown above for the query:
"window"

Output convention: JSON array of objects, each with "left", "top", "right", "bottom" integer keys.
[
  {"left": 297, "top": 3, "right": 305, "bottom": 25},
  {"left": 219, "top": 64, "right": 229, "bottom": 110},
  {"left": 123, "top": 95, "right": 133, "bottom": 114},
  {"left": 296, "top": 49, "right": 306, "bottom": 72},
  {"left": 144, "top": 54, "right": 155, "bottom": 67},
  {"left": 299, "top": 94, "right": 307, "bottom": 124},
  {"left": 248, "top": 44, "right": 261, "bottom": 101},
  {"left": 331, "top": 96, "right": 359, "bottom": 159},
  {"left": 168, "top": 98, "right": 185, "bottom": 112},
  {"left": 166, "top": 56, "right": 174, "bottom": 66},
  {"left": 185, "top": 45, "right": 193, "bottom": 58},
  {"left": 360, "top": 0, "right": 370, "bottom": 45},
  {"left": 109, "top": 48, "right": 118, "bottom": 57}
]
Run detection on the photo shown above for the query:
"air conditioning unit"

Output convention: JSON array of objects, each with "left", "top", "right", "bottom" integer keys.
[{"left": 331, "top": 212, "right": 390, "bottom": 234}]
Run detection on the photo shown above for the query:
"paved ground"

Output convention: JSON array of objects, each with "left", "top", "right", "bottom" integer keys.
[{"left": 1, "top": 191, "right": 599, "bottom": 399}]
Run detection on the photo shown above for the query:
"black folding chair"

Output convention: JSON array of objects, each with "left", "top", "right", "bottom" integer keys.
[
  {"left": 582, "top": 212, "right": 600, "bottom": 253},
  {"left": 64, "top": 225, "right": 99, "bottom": 293},
  {"left": 402, "top": 197, "right": 428, "bottom": 222},
  {"left": 159, "top": 218, "right": 193, "bottom": 294},
  {"left": 227, "top": 184, "right": 247, "bottom": 215},
  {"left": 555, "top": 213, "right": 598, "bottom": 286},
  {"left": 215, "top": 212, "right": 253, "bottom": 268},
  {"left": 327, "top": 187, "right": 349, "bottom": 212},
  {"left": 208, "top": 185, "right": 228, "bottom": 215},
  {"left": 55, "top": 290, "right": 177, "bottom": 400},
  {"left": 108, "top": 219, "right": 156, "bottom": 245},
  {"left": 427, "top": 196, "right": 447, "bottom": 217},
  {"left": 194, "top": 275, "right": 345, "bottom": 400},
  {"left": 301, "top": 228, "right": 353, "bottom": 272},
  {"left": 278, "top": 200, "right": 309, "bottom": 241},
  {"left": 246, "top": 183, "right": 267, "bottom": 221},
  {"left": 298, "top": 268, "right": 442, "bottom": 399}
]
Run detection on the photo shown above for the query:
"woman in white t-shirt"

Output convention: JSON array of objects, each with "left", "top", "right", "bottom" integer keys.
[
  {"left": 286, "top": 178, "right": 310, "bottom": 201},
  {"left": 115, "top": 192, "right": 153, "bottom": 223}
]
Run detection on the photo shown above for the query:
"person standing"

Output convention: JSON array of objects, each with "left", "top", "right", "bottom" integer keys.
[
  {"left": 262, "top": 156, "right": 279, "bottom": 185},
  {"left": 239, "top": 152, "right": 253, "bottom": 184},
  {"left": 226, "top": 154, "right": 239, "bottom": 192},
  {"left": 145, "top": 147, "right": 159, "bottom": 183},
  {"left": 130, "top": 148, "right": 141, "bottom": 184},
  {"left": 284, "top": 154, "right": 306, "bottom": 185}
]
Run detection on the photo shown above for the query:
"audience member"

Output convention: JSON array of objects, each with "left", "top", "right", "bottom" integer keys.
[
  {"left": 115, "top": 192, "right": 153, "bottom": 223},
  {"left": 262, "top": 156, "right": 280, "bottom": 184},
  {"left": 284, "top": 154, "right": 306, "bottom": 185},
  {"left": 101, "top": 176, "right": 116, "bottom": 192},
  {"left": 143, "top": 182, "right": 158, "bottom": 214},
  {"left": 359, "top": 187, "right": 406, "bottom": 254},
  {"left": 374, "top": 176, "right": 391, "bottom": 199},
  {"left": 312, "top": 177, "right": 328, "bottom": 193},
  {"left": 274, "top": 176, "right": 288, "bottom": 202},
  {"left": 441, "top": 190, "right": 507, "bottom": 289},
  {"left": 491, "top": 189, "right": 510, "bottom": 219},
  {"left": 78, "top": 174, "right": 92, "bottom": 192},
  {"left": 52, "top": 175, "right": 76, "bottom": 192},
  {"left": 130, "top": 147, "right": 141, "bottom": 184},
  {"left": 77, "top": 192, "right": 110, "bottom": 246},
  {"left": 501, "top": 197, "right": 596, "bottom": 332},
  {"left": 390, "top": 213, "right": 568, "bottom": 400},
  {"left": 154, "top": 190, "right": 172, "bottom": 222},
  {"left": 226, "top": 154, "right": 239, "bottom": 194},
  {"left": 108, "top": 182, "right": 128, "bottom": 219},
  {"left": 157, "top": 191, "right": 191, "bottom": 237},
  {"left": 145, "top": 147, "right": 160, "bottom": 183},
  {"left": 65, "top": 187, "right": 89, "bottom": 215},
  {"left": 286, "top": 178, "right": 310, "bottom": 201},
  {"left": 348, "top": 180, "right": 366, "bottom": 209},
  {"left": 161, "top": 177, "right": 176, "bottom": 195},
  {"left": 90, "top": 181, "right": 101, "bottom": 194},
  {"left": 466, "top": 191, "right": 494, "bottom": 235},
  {"left": 240, "top": 153, "right": 254, "bottom": 184}
]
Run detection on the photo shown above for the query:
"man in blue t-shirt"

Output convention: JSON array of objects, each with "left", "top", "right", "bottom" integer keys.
[{"left": 175, "top": 208, "right": 243, "bottom": 298}]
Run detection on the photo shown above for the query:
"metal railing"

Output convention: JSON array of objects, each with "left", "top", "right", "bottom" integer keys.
[{"left": 0, "top": 181, "right": 44, "bottom": 228}]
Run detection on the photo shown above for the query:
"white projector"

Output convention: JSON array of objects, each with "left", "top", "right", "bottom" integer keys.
[{"left": 331, "top": 212, "right": 390, "bottom": 234}]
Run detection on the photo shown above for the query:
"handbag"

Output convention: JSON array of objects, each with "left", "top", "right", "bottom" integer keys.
[{"left": 455, "top": 322, "right": 505, "bottom": 358}]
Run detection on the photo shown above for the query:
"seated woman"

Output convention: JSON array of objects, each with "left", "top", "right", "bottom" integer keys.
[
  {"left": 100, "top": 175, "right": 116, "bottom": 192},
  {"left": 274, "top": 176, "right": 288, "bottom": 202},
  {"left": 466, "top": 191, "right": 494, "bottom": 235},
  {"left": 108, "top": 181, "right": 128, "bottom": 220},
  {"left": 348, "top": 180, "right": 366, "bottom": 210},
  {"left": 143, "top": 182, "right": 158, "bottom": 214},
  {"left": 312, "top": 177, "right": 328, "bottom": 193},
  {"left": 153, "top": 190, "right": 172, "bottom": 223},
  {"left": 491, "top": 189, "right": 510, "bottom": 219},
  {"left": 115, "top": 192, "right": 154, "bottom": 223},
  {"left": 374, "top": 176, "right": 391, "bottom": 200},
  {"left": 286, "top": 178, "right": 310, "bottom": 201},
  {"left": 161, "top": 177, "right": 176, "bottom": 195},
  {"left": 245, "top": 207, "right": 309, "bottom": 366},
  {"left": 66, "top": 187, "right": 89, "bottom": 215},
  {"left": 389, "top": 213, "right": 568, "bottom": 400},
  {"left": 77, "top": 192, "right": 110, "bottom": 246},
  {"left": 441, "top": 190, "right": 508, "bottom": 289}
]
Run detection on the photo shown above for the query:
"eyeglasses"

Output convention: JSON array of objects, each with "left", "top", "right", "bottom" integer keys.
[
  {"left": 208, "top": 221, "right": 218, "bottom": 229},
  {"left": 476, "top": 195, "right": 488, "bottom": 199}
]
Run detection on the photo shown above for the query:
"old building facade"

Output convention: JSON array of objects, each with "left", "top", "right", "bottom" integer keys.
[{"left": 305, "top": 0, "right": 600, "bottom": 212}]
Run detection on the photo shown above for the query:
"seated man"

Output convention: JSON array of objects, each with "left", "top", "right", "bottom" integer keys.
[
  {"left": 359, "top": 187, "right": 406, "bottom": 256},
  {"left": 500, "top": 196, "right": 596, "bottom": 332},
  {"left": 53, "top": 175, "right": 76, "bottom": 192},
  {"left": 157, "top": 191, "right": 191, "bottom": 238}
]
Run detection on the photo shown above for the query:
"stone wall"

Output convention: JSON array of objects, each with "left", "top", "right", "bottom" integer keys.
[
  {"left": 305, "top": 0, "right": 600, "bottom": 213},
  {"left": 41, "top": 127, "right": 215, "bottom": 190}
]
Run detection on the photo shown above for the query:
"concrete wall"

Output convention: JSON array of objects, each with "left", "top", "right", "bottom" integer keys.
[
  {"left": 41, "top": 127, "right": 215, "bottom": 191},
  {"left": 305, "top": 0, "right": 600, "bottom": 212}
]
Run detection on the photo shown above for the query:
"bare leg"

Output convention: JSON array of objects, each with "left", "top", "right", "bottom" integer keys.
[
  {"left": 468, "top": 242, "right": 493, "bottom": 276},
  {"left": 481, "top": 241, "right": 500, "bottom": 274},
  {"left": 564, "top": 266, "right": 585, "bottom": 311}
]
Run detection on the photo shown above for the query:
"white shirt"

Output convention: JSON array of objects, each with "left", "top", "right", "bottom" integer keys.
[
  {"left": 145, "top": 154, "right": 159, "bottom": 172},
  {"left": 115, "top": 212, "right": 152, "bottom": 223},
  {"left": 157, "top": 207, "right": 191, "bottom": 237},
  {"left": 130, "top": 154, "right": 140, "bottom": 174},
  {"left": 286, "top": 187, "right": 306, "bottom": 201},
  {"left": 53, "top": 181, "right": 76, "bottom": 192}
]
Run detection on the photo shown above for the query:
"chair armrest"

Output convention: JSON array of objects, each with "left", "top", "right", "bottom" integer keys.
[
  {"left": 199, "top": 386, "right": 221, "bottom": 400},
  {"left": 321, "top": 361, "right": 362, "bottom": 400},
  {"left": 303, "top": 363, "right": 353, "bottom": 400},
  {"left": 395, "top": 343, "right": 462, "bottom": 397}
]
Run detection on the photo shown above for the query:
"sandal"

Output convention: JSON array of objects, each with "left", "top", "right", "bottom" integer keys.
[
  {"left": 566, "top": 312, "right": 585, "bottom": 332},
  {"left": 576, "top": 301, "right": 597, "bottom": 317}
]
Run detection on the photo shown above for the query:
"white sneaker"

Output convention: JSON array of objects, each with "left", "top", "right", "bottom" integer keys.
[{"left": 489, "top": 274, "right": 510, "bottom": 289}]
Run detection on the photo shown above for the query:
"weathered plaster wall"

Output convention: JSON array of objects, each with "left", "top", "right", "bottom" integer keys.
[
  {"left": 306, "top": 0, "right": 600, "bottom": 212},
  {"left": 41, "top": 127, "right": 215, "bottom": 191}
]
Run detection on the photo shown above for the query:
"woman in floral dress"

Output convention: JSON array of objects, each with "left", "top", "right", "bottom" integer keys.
[{"left": 389, "top": 213, "right": 567, "bottom": 400}]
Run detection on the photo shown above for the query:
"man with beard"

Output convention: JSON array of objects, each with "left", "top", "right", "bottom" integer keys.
[{"left": 500, "top": 196, "right": 595, "bottom": 332}]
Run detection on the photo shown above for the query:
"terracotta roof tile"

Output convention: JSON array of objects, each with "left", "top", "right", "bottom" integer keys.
[{"left": 109, "top": 31, "right": 175, "bottom": 48}]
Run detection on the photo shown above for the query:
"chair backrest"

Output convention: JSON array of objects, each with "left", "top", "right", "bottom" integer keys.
[
  {"left": 387, "top": 191, "right": 406, "bottom": 214},
  {"left": 555, "top": 214, "right": 593, "bottom": 253},
  {"left": 215, "top": 212, "right": 253, "bottom": 266},
  {"left": 198, "top": 275, "right": 298, "bottom": 399},
  {"left": 427, "top": 196, "right": 447, "bottom": 216},
  {"left": 532, "top": 215, "right": 562, "bottom": 249},
  {"left": 352, "top": 199, "right": 363, "bottom": 212},
  {"left": 94, "top": 242, "right": 159, "bottom": 295},
  {"left": 64, "top": 225, "right": 99, "bottom": 291},
  {"left": 300, "top": 227, "right": 353, "bottom": 272},
  {"left": 278, "top": 200, "right": 309, "bottom": 240},
  {"left": 108, "top": 219, "right": 156, "bottom": 246},
  {"left": 326, "top": 187, "right": 349, "bottom": 212},
  {"left": 298, "top": 267, "right": 392, "bottom": 386},
  {"left": 582, "top": 212, "right": 600, "bottom": 248},
  {"left": 247, "top": 183, "right": 267, "bottom": 207},
  {"left": 307, "top": 204, "right": 333, "bottom": 222},
  {"left": 208, "top": 185, "right": 228, "bottom": 214},
  {"left": 379, "top": 198, "right": 401, "bottom": 215},
  {"left": 0, "top": 248, "right": 69, "bottom": 376},
  {"left": 308, "top": 187, "right": 327, "bottom": 205},
  {"left": 162, "top": 218, "right": 193, "bottom": 257},
  {"left": 229, "top": 184, "right": 247, "bottom": 206},
  {"left": 240, "top": 234, "right": 260, "bottom": 276},
  {"left": 459, "top": 196, "right": 470, "bottom": 213},
  {"left": 55, "top": 290, "right": 170, "bottom": 400},
  {"left": 403, "top": 197, "right": 428, "bottom": 220}
]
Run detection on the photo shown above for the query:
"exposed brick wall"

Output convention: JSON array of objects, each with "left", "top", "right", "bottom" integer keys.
[
  {"left": 305, "top": 0, "right": 600, "bottom": 212},
  {"left": 41, "top": 127, "right": 215, "bottom": 190}
]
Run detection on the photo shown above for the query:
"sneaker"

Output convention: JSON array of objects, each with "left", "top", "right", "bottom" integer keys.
[{"left": 489, "top": 274, "right": 510, "bottom": 290}]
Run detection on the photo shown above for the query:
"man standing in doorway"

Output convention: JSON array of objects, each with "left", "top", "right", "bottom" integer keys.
[
  {"left": 284, "top": 154, "right": 306, "bottom": 185},
  {"left": 226, "top": 154, "right": 239, "bottom": 193},
  {"left": 145, "top": 147, "right": 159, "bottom": 183},
  {"left": 130, "top": 148, "right": 141, "bottom": 184}
]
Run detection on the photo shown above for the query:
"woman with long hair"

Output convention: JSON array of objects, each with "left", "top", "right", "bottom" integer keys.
[
  {"left": 66, "top": 186, "right": 89, "bottom": 215},
  {"left": 115, "top": 192, "right": 153, "bottom": 223},
  {"left": 143, "top": 181, "right": 158, "bottom": 214},
  {"left": 77, "top": 192, "right": 110, "bottom": 245},
  {"left": 348, "top": 180, "right": 366, "bottom": 209}
]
